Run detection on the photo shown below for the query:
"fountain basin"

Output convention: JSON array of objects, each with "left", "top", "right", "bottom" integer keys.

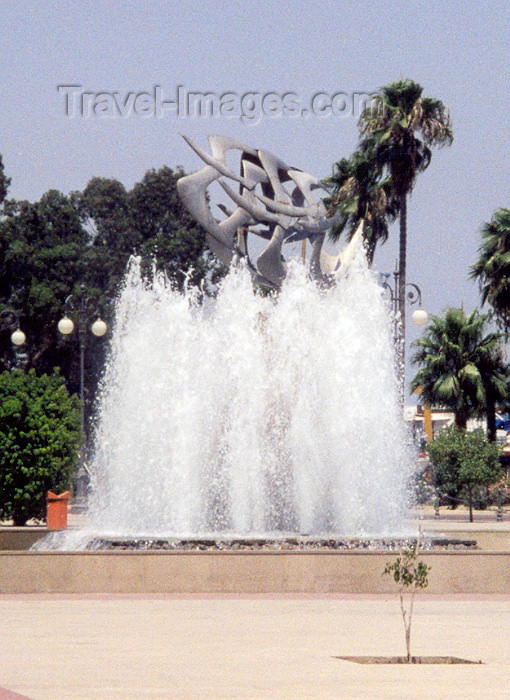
[
  {"left": 2, "top": 549, "right": 510, "bottom": 594},
  {"left": 81, "top": 535, "right": 478, "bottom": 551}
]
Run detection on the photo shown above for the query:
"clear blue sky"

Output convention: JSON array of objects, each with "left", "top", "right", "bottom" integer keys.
[{"left": 1, "top": 0, "right": 509, "bottom": 389}]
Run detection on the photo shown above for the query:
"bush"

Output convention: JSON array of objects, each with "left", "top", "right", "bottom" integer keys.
[
  {"left": 427, "top": 425, "right": 502, "bottom": 521},
  {"left": 0, "top": 369, "right": 80, "bottom": 525},
  {"left": 489, "top": 478, "right": 510, "bottom": 505}
]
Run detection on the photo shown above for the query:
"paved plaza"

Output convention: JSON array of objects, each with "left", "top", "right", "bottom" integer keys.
[
  {"left": 1, "top": 593, "right": 509, "bottom": 699},
  {"left": 1, "top": 509, "right": 509, "bottom": 698}
]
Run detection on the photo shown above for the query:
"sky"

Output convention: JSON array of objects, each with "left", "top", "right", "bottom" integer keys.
[{"left": 1, "top": 0, "right": 509, "bottom": 394}]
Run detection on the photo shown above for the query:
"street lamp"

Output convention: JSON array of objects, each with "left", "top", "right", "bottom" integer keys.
[
  {"left": 58, "top": 285, "right": 107, "bottom": 509},
  {"left": 380, "top": 264, "right": 428, "bottom": 404},
  {"left": 410, "top": 308, "right": 429, "bottom": 327},
  {"left": 0, "top": 308, "right": 27, "bottom": 368}
]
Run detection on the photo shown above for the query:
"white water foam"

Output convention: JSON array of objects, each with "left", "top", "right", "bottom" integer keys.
[{"left": 38, "top": 247, "right": 413, "bottom": 549}]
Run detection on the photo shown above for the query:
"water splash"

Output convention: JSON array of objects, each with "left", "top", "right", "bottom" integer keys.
[{"left": 40, "top": 247, "right": 413, "bottom": 548}]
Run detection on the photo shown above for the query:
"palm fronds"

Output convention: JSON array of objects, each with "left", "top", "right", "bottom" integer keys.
[
  {"left": 470, "top": 208, "right": 510, "bottom": 330},
  {"left": 411, "top": 307, "right": 507, "bottom": 431}
]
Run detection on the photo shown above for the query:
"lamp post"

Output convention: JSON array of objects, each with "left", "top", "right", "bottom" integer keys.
[
  {"left": 58, "top": 285, "right": 107, "bottom": 508},
  {"left": 380, "top": 263, "right": 428, "bottom": 406},
  {"left": 0, "top": 308, "right": 27, "bottom": 369}
]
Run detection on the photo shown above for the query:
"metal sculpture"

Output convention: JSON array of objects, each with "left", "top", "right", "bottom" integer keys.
[{"left": 177, "top": 135, "right": 363, "bottom": 289}]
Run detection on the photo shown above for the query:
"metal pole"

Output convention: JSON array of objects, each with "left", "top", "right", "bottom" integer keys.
[
  {"left": 74, "top": 286, "right": 88, "bottom": 510},
  {"left": 497, "top": 487, "right": 504, "bottom": 522},
  {"left": 79, "top": 315, "right": 85, "bottom": 440},
  {"left": 393, "top": 264, "right": 405, "bottom": 406},
  {"left": 380, "top": 270, "right": 424, "bottom": 411},
  {"left": 60, "top": 286, "right": 107, "bottom": 511}
]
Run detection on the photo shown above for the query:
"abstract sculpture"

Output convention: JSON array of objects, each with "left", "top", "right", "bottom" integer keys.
[{"left": 177, "top": 135, "right": 363, "bottom": 289}]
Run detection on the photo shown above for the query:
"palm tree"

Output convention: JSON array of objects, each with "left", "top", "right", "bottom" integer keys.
[
  {"left": 411, "top": 308, "right": 507, "bottom": 439},
  {"left": 325, "top": 147, "right": 397, "bottom": 265},
  {"left": 479, "top": 345, "right": 509, "bottom": 441},
  {"left": 358, "top": 79, "right": 453, "bottom": 328},
  {"left": 470, "top": 207, "right": 510, "bottom": 335}
]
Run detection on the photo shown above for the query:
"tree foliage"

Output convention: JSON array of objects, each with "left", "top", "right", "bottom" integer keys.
[
  {"left": 383, "top": 536, "right": 430, "bottom": 662},
  {"left": 358, "top": 80, "right": 453, "bottom": 202},
  {"left": 470, "top": 207, "right": 510, "bottom": 333},
  {"left": 0, "top": 190, "right": 89, "bottom": 374},
  {"left": 357, "top": 79, "right": 453, "bottom": 328},
  {"left": 427, "top": 424, "right": 502, "bottom": 520},
  {"left": 326, "top": 79, "right": 453, "bottom": 358},
  {"left": 0, "top": 154, "right": 11, "bottom": 205},
  {"left": 0, "top": 163, "right": 218, "bottom": 420},
  {"left": 325, "top": 147, "right": 398, "bottom": 264},
  {"left": 411, "top": 307, "right": 508, "bottom": 436},
  {"left": 75, "top": 166, "right": 217, "bottom": 296},
  {"left": 0, "top": 369, "right": 80, "bottom": 525}
]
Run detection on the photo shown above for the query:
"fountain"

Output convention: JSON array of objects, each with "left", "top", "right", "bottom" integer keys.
[
  {"left": 35, "top": 136, "right": 414, "bottom": 551},
  {"left": 86, "top": 249, "right": 409, "bottom": 540},
  {"left": 12, "top": 139, "right": 498, "bottom": 595}
]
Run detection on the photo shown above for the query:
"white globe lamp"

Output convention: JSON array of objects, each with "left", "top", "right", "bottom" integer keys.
[
  {"left": 11, "top": 329, "right": 26, "bottom": 346},
  {"left": 58, "top": 316, "right": 74, "bottom": 335},
  {"left": 91, "top": 318, "right": 107, "bottom": 337},
  {"left": 411, "top": 309, "right": 428, "bottom": 327}
]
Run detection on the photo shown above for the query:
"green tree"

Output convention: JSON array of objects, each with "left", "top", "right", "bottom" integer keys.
[
  {"left": 130, "top": 166, "right": 219, "bottom": 289},
  {"left": 427, "top": 424, "right": 502, "bottom": 521},
  {"left": 76, "top": 167, "right": 222, "bottom": 293},
  {"left": 358, "top": 79, "right": 452, "bottom": 326},
  {"left": 0, "top": 166, "right": 220, "bottom": 421},
  {"left": 470, "top": 207, "right": 510, "bottom": 335},
  {"left": 0, "top": 191, "right": 89, "bottom": 374},
  {"left": 411, "top": 308, "right": 508, "bottom": 437},
  {"left": 0, "top": 154, "right": 11, "bottom": 206},
  {"left": 73, "top": 176, "right": 138, "bottom": 300},
  {"left": 325, "top": 147, "right": 397, "bottom": 265},
  {"left": 0, "top": 369, "right": 80, "bottom": 525}
]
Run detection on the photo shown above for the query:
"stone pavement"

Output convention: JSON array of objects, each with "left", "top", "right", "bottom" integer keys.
[
  {"left": 1, "top": 593, "right": 509, "bottom": 699},
  {"left": 412, "top": 503, "right": 510, "bottom": 525}
]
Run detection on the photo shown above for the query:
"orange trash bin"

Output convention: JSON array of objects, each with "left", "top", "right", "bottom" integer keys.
[{"left": 46, "top": 491, "right": 70, "bottom": 530}]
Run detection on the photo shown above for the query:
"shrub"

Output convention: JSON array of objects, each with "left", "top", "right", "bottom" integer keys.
[
  {"left": 0, "top": 369, "right": 80, "bottom": 525},
  {"left": 427, "top": 425, "right": 502, "bottom": 521}
]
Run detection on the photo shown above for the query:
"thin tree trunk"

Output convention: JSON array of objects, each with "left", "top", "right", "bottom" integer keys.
[
  {"left": 468, "top": 484, "right": 473, "bottom": 522},
  {"left": 455, "top": 412, "right": 467, "bottom": 430},
  {"left": 398, "top": 195, "right": 407, "bottom": 333},
  {"left": 399, "top": 592, "right": 411, "bottom": 662},
  {"left": 407, "top": 590, "right": 415, "bottom": 663},
  {"left": 486, "top": 398, "right": 497, "bottom": 442}
]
